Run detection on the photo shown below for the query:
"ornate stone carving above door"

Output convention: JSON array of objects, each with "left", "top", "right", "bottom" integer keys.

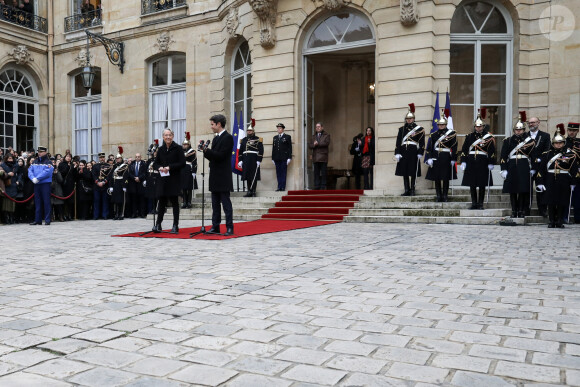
[
  {"left": 7, "top": 45, "right": 34, "bottom": 65},
  {"left": 249, "top": 0, "right": 278, "bottom": 48},
  {"left": 311, "top": 0, "right": 349, "bottom": 10},
  {"left": 401, "top": 0, "right": 419, "bottom": 26},
  {"left": 226, "top": 7, "right": 240, "bottom": 38}
]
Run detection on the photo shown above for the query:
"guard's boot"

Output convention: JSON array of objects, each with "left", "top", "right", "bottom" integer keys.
[
  {"left": 477, "top": 186, "right": 485, "bottom": 209},
  {"left": 435, "top": 181, "right": 442, "bottom": 202},
  {"left": 442, "top": 181, "right": 449, "bottom": 202},
  {"left": 401, "top": 177, "right": 410, "bottom": 196},
  {"left": 510, "top": 194, "right": 518, "bottom": 218},
  {"left": 548, "top": 206, "right": 556, "bottom": 228},
  {"left": 556, "top": 206, "right": 565, "bottom": 228},
  {"left": 469, "top": 187, "right": 478, "bottom": 209},
  {"left": 410, "top": 176, "right": 417, "bottom": 196}
]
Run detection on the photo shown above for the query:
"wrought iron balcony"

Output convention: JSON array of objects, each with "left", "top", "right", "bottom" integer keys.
[
  {"left": 64, "top": 10, "right": 102, "bottom": 33},
  {"left": 141, "top": 0, "right": 186, "bottom": 16},
  {"left": 0, "top": 4, "right": 47, "bottom": 33}
]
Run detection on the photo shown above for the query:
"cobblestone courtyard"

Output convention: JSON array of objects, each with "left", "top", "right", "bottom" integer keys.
[{"left": 0, "top": 220, "right": 579, "bottom": 386}]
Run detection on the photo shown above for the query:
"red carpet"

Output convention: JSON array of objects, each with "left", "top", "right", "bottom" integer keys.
[
  {"left": 113, "top": 219, "right": 339, "bottom": 240},
  {"left": 262, "top": 189, "right": 364, "bottom": 221}
]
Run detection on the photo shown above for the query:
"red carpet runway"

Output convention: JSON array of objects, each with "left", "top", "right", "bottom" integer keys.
[{"left": 113, "top": 219, "right": 339, "bottom": 240}]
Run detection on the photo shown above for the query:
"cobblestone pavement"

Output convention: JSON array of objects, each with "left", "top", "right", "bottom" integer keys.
[{"left": 0, "top": 219, "right": 579, "bottom": 386}]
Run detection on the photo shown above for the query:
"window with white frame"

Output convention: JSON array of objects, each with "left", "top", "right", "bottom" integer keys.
[
  {"left": 72, "top": 69, "right": 101, "bottom": 161},
  {"left": 0, "top": 68, "right": 38, "bottom": 153},
  {"left": 231, "top": 41, "right": 252, "bottom": 129},
  {"left": 149, "top": 55, "right": 186, "bottom": 144},
  {"left": 450, "top": 0, "right": 513, "bottom": 148}
]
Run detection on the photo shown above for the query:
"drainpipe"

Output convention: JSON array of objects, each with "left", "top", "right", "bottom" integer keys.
[{"left": 47, "top": 0, "right": 54, "bottom": 151}]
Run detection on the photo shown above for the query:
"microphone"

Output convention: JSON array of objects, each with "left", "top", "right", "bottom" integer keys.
[
  {"left": 205, "top": 140, "right": 211, "bottom": 148},
  {"left": 197, "top": 140, "right": 205, "bottom": 151}
]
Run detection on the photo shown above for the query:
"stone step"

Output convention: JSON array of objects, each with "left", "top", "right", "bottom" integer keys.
[
  {"left": 343, "top": 215, "right": 532, "bottom": 225},
  {"left": 348, "top": 208, "right": 511, "bottom": 217}
]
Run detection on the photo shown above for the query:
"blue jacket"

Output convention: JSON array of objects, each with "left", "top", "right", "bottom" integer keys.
[{"left": 28, "top": 156, "right": 53, "bottom": 184}]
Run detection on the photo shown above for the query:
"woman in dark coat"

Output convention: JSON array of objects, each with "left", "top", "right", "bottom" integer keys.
[
  {"left": 14, "top": 157, "right": 26, "bottom": 222},
  {"left": 153, "top": 128, "right": 185, "bottom": 233},
  {"left": 349, "top": 134, "right": 363, "bottom": 189},
  {"left": 0, "top": 154, "right": 18, "bottom": 224},
  {"left": 362, "top": 126, "right": 375, "bottom": 190},
  {"left": 58, "top": 153, "right": 76, "bottom": 220},
  {"left": 425, "top": 116, "right": 458, "bottom": 202},
  {"left": 75, "top": 160, "right": 94, "bottom": 220},
  {"left": 51, "top": 161, "right": 65, "bottom": 222}
]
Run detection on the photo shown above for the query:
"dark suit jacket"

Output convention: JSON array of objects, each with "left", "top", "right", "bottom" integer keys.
[
  {"left": 127, "top": 160, "right": 146, "bottom": 194},
  {"left": 204, "top": 131, "right": 234, "bottom": 192},
  {"left": 154, "top": 141, "right": 185, "bottom": 197},
  {"left": 531, "top": 130, "right": 551, "bottom": 159},
  {"left": 272, "top": 133, "right": 292, "bottom": 161}
]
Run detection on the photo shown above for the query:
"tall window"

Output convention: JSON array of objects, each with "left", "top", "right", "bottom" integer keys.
[
  {"left": 0, "top": 68, "right": 37, "bottom": 153},
  {"left": 450, "top": 0, "right": 513, "bottom": 147},
  {"left": 72, "top": 69, "right": 101, "bottom": 161},
  {"left": 231, "top": 41, "right": 252, "bottom": 129},
  {"left": 149, "top": 55, "right": 186, "bottom": 144}
]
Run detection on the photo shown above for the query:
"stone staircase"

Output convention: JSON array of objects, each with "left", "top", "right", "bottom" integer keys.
[{"left": 150, "top": 188, "right": 549, "bottom": 226}]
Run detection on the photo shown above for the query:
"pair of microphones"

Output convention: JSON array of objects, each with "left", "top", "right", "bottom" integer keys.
[{"left": 197, "top": 139, "right": 211, "bottom": 151}]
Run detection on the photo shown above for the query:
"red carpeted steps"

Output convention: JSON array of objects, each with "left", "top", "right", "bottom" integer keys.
[{"left": 261, "top": 189, "right": 364, "bottom": 221}]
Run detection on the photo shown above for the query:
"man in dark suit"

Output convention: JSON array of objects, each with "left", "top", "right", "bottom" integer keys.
[
  {"left": 127, "top": 152, "right": 146, "bottom": 218},
  {"left": 272, "top": 123, "right": 292, "bottom": 191},
  {"left": 203, "top": 114, "right": 234, "bottom": 236},
  {"left": 528, "top": 116, "right": 551, "bottom": 217}
]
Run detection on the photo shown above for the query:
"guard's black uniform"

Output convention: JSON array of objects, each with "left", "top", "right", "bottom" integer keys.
[
  {"left": 395, "top": 122, "right": 425, "bottom": 195},
  {"left": 500, "top": 132, "right": 536, "bottom": 217},
  {"left": 144, "top": 158, "right": 158, "bottom": 214},
  {"left": 529, "top": 130, "right": 551, "bottom": 216},
  {"left": 239, "top": 134, "right": 264, "bottom": 196},
  {"left": 537, "top": 146, "right": 579, "bottom": 227},
  {"left": 180, "top": 147, "right": 197, "bottom": 208},
  {"left": 425, "top": 127, "right": 458, "bottom": 202},
  {"left": 111, "top": 162, "right": 128, "bottom": 220},
  {"left": 459, "top": 130, "right": 495, "bottom": 208}
]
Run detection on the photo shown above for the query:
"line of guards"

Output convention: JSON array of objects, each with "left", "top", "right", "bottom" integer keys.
[{"left": 394, "top": 104, "right": 580, "bottom": 228}]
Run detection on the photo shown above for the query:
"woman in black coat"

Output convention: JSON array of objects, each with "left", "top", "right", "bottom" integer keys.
[
  {"left": 75, "top": 160, "right": 93, "bottom": 220},
  {"left": 152, "top": 128, "right": 185, "bottom": 233},
  {"left": 58, "top": 154, "right": 76, "bottom": 220},
  {"left": 350, "top": 134, "right": 363, "bottom": 189}
]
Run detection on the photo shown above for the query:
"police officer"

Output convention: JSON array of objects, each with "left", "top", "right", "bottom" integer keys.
[
  {"left": 238, "top": 122, "right": 264, "bottom": 197},
  {"left": 28, "top": 146, "right": 53, "bottom": 225},
  {"left": 92, "top": 152, "right": 112, "bottom": 220},
  {"left": 566, "top": 122, "right": 580, "bottom": 223},
  {"left": 180, "top": 132, "right": 197, "bottom": 208},
  {"left": 111, "top": 150, "right": 128, "bottom": 220},
  {"left": 425, "top": 111, "right": 457, "bottom": 202},
  {"left": 459, "top": 110, "right": 495, "bottom": 209},
  {"left": 500, "top": 112, "right": 537, "bottom": 218},
  {"left": 272, "top": 123, "right": 292, "bottom": 191},
  {"left": 395, "top": 103, "right": 425, "bottom": 196},
  {"left": 536, "top": 125, "right": 579, "bottom": 228}
]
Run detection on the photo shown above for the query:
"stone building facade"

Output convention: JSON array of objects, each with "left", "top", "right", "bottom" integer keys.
[{"left": 0, "top": 0, "right": 578, "bottom": 192}]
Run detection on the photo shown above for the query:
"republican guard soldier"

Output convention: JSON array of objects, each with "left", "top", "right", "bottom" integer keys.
[
  {"left": 111, "top": 147, "right": 128, "bottom": 220},
  {"left": 92, "top": 152, "right": 112, "bottom": 220},
  {"left": 180, "top": 132, "right": 198, "bottom": 208},
  {"left": 500, "top": 112, "right": 537, "bottom": 218},
  {"left": 395, "top": 103, "right": 425, "bottom": 196},
  {"left": 566, "top": 122, "right": 580, "bottom": 223},
  {"left": 425, "top": 110, "right": 458, "bottom": 202},
  {"left": 459, "top": 109, "right": 495, "bottom": 209},
  {"left": 536, "top": 124, "right": 579, "bottom": 228},
  {"left": 238, "top": 121, "right": 264, "bottom": 197}
]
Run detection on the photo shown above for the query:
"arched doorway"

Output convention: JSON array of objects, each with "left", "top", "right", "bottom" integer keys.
[
  {"left": 0, "top": 67, "right": 38, "bottom": 153},
  {"left": 302, "top": 10, "right": 376, "bottom": 190}
]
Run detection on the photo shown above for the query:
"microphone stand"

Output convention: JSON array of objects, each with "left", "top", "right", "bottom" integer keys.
[
  {"left": 190, "top": 143, "right": 209, "bottom": 237},
  {"left": 140, "top": 162, "right": 171, "bottom": 236}
]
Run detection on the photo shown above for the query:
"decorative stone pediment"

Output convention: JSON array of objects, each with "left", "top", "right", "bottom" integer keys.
[
  {"left": 7, "top": 45, "right": 34, "bottom": 65},
  {"left": 75, "top": 48, "right": 93, "bottom": 67},
  {"left": 154, "top": 31, "right": 175, "bottom": 52},
  {"left": 226, "top": 7, "right": 240, "bottom": 38},
  {"left": 311, "top": 0, "right": 349, "bottom": 10},
  {"left": 401, "top": 0, "right": 419, "bottom": 26},
  {"left": 249, "top": 0, "right": 278, "bottom": 48}
]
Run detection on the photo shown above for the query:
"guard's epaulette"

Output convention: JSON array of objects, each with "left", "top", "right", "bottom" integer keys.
[
  {"left": 542, "top": 150, "right": 550, "bottom": 155},
  {"left": 259, "top": 137, "right": 263, "bottom": 142}
]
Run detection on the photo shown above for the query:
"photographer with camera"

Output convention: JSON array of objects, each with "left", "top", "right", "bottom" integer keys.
[{"left": 202, "top": 114, "right": 234, "bottom": 236}]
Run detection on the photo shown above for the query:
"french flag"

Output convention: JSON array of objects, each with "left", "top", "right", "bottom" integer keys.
[{"left": 231, "top": 110, "right": 246, "bottom": 175}]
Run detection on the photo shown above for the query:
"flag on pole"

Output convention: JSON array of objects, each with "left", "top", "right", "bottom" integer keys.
[
  {"left": 444, "top": 91, "right": 453, "bottom": 130},
  {"left": 424, "top": 91, "right": 440, "bottom": 163},
  {"left": 231, "top": 110, "right": 245, "bottom": 175}
]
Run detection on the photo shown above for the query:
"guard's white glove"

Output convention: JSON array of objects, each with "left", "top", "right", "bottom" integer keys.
[
  {"left": 110, "top": 188, "right": 114, "bottom": 193},
  {"left": 427, "top": 159, "right": 433, "bottom": 167},
  {"left": 501, "top": 170, "right": 508, "bottom": 179},
  {"left": 451, "top": 160, "right": 456, "bottom": 166},
  {"left": 572, "top": 185, "right": 576, "bottom": 192},
  {"left": 395, "top": 154, "right": 402, "bottom": 162},
  {"left": 530, "top": 170, "right": 536, "bottom": 176},
  {"left": 256, "top": 161, "right": 261, "bottom": 167},
  {"left": 32, "top": 178, "right": 39, "bottom": 184},
  {"left": 123, "top": 188, "right": 126, "bottom": 192},
  {"left": 143, "top": 181, "right": 147, "bottom": 187},
  {"left": 287, "top": 159, "right": 291, "bottom": 165},
  {"left": 536, "top": 185, "right": 546, "bottom": 192},
  {"left": 237, "top": 161, "right": 243, "bottom": 168},
  {"left": 417, "top": 154, "right": 423, "bottom": 159},
  {"left": 192, "top": 173, "right": 196, "bottom": 179},
  {"left": 272, "top": 160, "right": 276, "bottom": 165},
  {"left": 460, "top": 162, "right": 467, "bottom": 171},
  {"left": 488, "top": 164, "right": 494, "bottom": 171}
]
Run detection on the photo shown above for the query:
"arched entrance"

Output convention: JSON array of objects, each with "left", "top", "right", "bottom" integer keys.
[
  {"left": 0, "top": 67, "right": 39, "bottom": 153},
  {"left": 302, "top": 10, "right": 376, "bottom": 190}
]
